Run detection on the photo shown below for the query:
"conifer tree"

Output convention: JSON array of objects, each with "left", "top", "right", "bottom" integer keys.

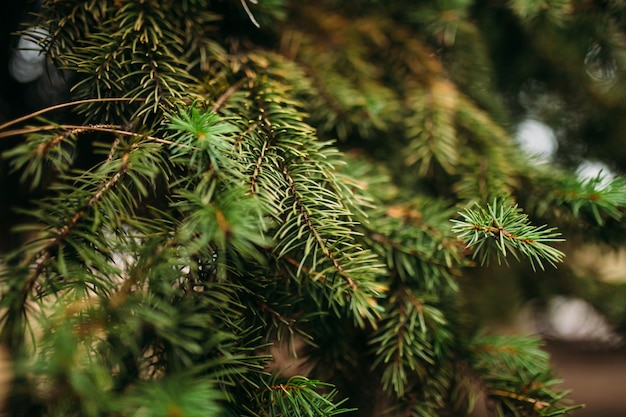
[{"left": 1, "top": 1, "right": 626, "bottom": 416}]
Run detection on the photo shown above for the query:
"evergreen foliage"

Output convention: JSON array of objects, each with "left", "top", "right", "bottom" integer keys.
[{"left": 1, "top": 0, "right": 626, "bottom": 416}]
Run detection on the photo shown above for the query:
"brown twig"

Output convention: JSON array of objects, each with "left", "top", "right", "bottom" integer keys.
[{"left": 0, "top": 98, "right": 144, "bottom": 132}]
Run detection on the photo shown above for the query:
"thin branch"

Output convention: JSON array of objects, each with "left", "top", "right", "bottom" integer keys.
[
  {"left": 211, "top": 78, "right": 247, "bottom": 113},
  {"left": 240, "top": 0, "right": 260, "bottom": 28},
  {"left": 488, "top": 389, "right": 550, "bottom": 411},
  {"left": 0, "top": 98, "right": 144, "bottom": 132},
  {"left": 250, "top": 140, "right": 269, "bottom": 194},
  {"left": 0, "top": 123, "right": 192, "bottom": 149}
]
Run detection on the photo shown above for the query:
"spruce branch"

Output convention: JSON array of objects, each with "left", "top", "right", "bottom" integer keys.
[
  {"left": 547, "top": 174, "right": 626, "bottom": 226},
  {"left": 452, "top": 199, "right": 565, "bottom": 270},
  {"left": 42, "top": 0, "right": 201, "bottom": 125},
  {"left": 120, "top": 374, "right": 222, "bottom": 417},
  {"left": 17, "top": 147, "right": 132, "bottom": 309},
  {"left": 278, "top": 11, "right": 399, "bottom": 141},
  {"left": 508, "top": 0, "right": 574, "bottom": 27},
  {"left": 1, "top": 121, "right": 179, "bottom": 190},
  {"left": 223, "top": 76, "right": 388, "bottom": 328},
  {"left": 410, "top": 1, "right": 471, "bottom": 47},
  {"left": 454, "top": 96, "right": 517, "bottom": 200},
  {"left": 361, "top": 197, "right": 467, "bottom": 292},
  {"left": 1, "top": 135, "right": 166, "bottom": 350},
  {"left": 369, "top": 285, "right": 449, "bottom": 398},
  {"left": 251, "top": 375, "right": 355, "bottom": 417},
  {"left": 404, "top": 81, "right": 459, "bottom": 176}
]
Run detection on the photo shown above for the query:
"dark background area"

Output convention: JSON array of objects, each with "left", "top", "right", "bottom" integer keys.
[{"left": 0, "top": 1, "right": 38, "bottom": 252}]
